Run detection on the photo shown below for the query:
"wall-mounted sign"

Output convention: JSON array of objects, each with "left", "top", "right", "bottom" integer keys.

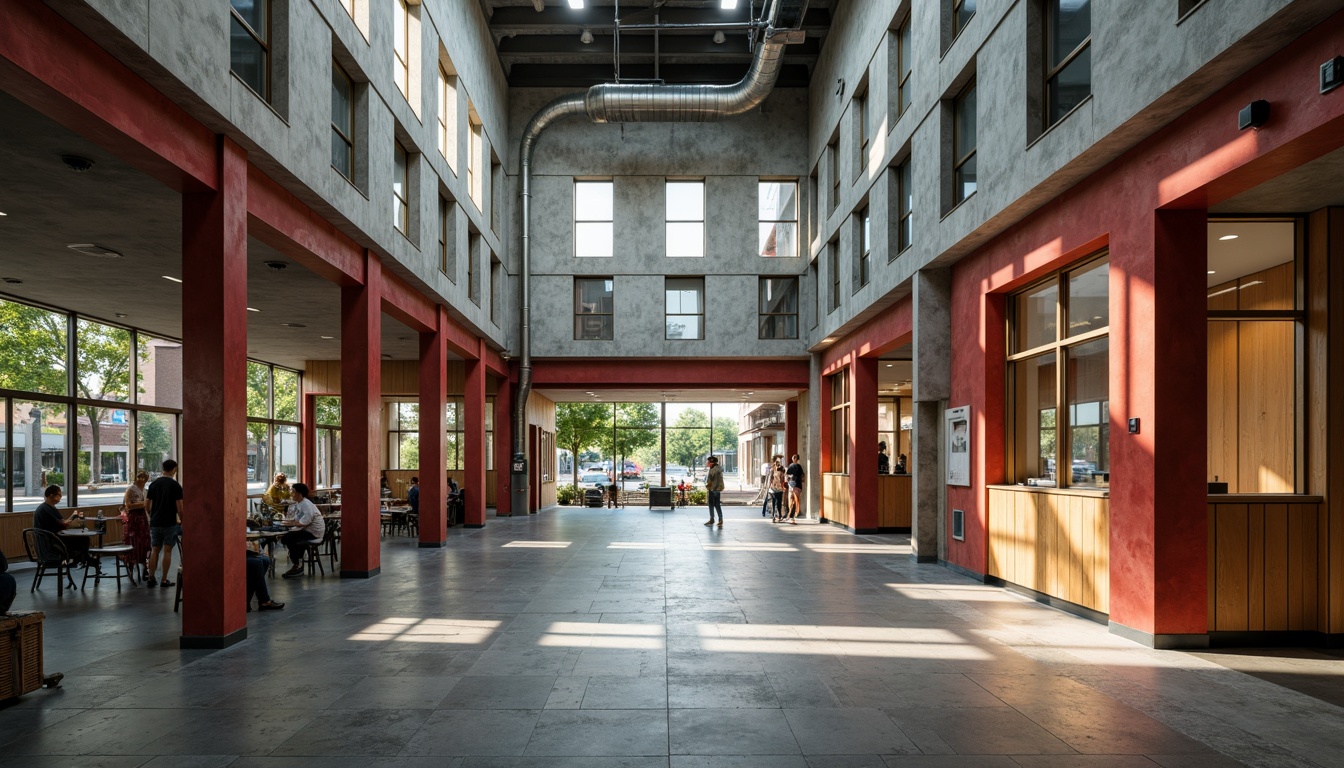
[{"left": 945, "top": 405, "right": 970, "bottom": 486}]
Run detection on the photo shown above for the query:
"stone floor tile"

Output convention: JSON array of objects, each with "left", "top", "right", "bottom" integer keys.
[
  {"left": 883, "top": 706, "right": 1075, "bottom": 755},
  {"left": 140, "top": 709, "right": 315, "bottom": 756},
  {"left": 523, "top": 709, "right": 670, "bottom": 756},
  {"left": 401, "top": 710, "right": 540, "bottom": 756},
  {"left": 782, "top": 708, "right": 919, "bottom": 756},
  {"left": 668, "top": 709, "right": 801, "bottom": 755},
  {"left": 1009, "top": 757, "right": 1161, "bottom": 767},
  {"left": 582, "top": 677, "right": 669, "bottom": 709},
  {"left": 328, "top": 675, "right": 459, "bottom": 710},
  {"left": 269, "top": 709, "right": 430, "bottom": 757},
  {"left": 668, "top": 675, "right": 779, "bottom": 709},
  {"left": 439, "top": 676, "right": 558, "bottom": 710}
]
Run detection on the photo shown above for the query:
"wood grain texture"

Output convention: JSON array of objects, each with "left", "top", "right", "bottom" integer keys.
[
  {"left": 1207, "top": 320, "right": 1239, "bottom": 490},
  {"left": 304, "top": 360, "right": 469, "bottom": 395},
  {"left": 1238, "top": 262, "right": 1295, "bottom": 311},
  {"left": 823, "top": 473, "right": 851, "bottom": 528},
  {"left": 876, "top": 475, "right": 911, "bottom": 528},
  {"left": 1207, "top": 501, "right": 1323, "bottom": 632},
  {"left": 1237, "top": 321, "right": 1295, "bottom": 493},
  {"left": 986, "top": 488, "right": 1109, "bottom": 613}
]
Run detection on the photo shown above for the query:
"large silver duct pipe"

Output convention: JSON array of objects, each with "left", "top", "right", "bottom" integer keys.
[{"left": 511, "top": 0, "right": 803, "bottom": 514}]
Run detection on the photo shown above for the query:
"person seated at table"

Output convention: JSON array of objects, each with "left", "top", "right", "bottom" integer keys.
[
  {"left": 406, "top": 476, "right": 420, "bottom": 516},
  {"left": 32, "top": 485, "right": 90, "bottom": 566},
  {"left": 245, "top": 547, "right": 284, "bottom": 611},
  {"left": 262, "top": 473, "right": 291, "bottom": 516},
  {"left": 279, "top": 482, "right": 324, "bottom": 579},
  {"left": 0, "top": 546, "right": 16, "bottom": 612}
]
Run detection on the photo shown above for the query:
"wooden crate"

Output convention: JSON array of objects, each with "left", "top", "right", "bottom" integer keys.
[{"left": 1, "top": 611, "right": 45, "bottom": 700}]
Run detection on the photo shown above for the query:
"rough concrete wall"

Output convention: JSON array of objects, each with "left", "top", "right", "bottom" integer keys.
[
  {"left": 63, "top": 0, "right": 512, "bottom": 349},
  {"left": 509, "top": 87, "right": 814, "bottom": 360}
]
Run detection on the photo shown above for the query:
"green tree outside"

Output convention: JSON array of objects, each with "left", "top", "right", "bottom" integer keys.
[{"left": 556, "top": 402, "right": 611, "bottom": 487}]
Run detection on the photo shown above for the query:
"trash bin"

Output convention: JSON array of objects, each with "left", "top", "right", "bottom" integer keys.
[
  {"left": 648, "top": 486, "right": 674, "bottom": 511},
  {"left": 583, "top": 488, "right": 605, "bottom": 508}
]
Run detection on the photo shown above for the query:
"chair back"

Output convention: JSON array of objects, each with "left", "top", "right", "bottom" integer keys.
[{"left": 23, "top": 528, "right": 69, "bottom": 565}]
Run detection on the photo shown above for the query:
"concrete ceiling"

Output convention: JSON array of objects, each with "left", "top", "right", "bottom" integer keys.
[
  {"left": 0, "top": 92, "right": 438, "bottom": 371},
  {"left": 478, "top": 0, "right": 830, "bottom": 88},
  {"left": 1211, "top": 144, "right": 1344, "bottom": 214}
]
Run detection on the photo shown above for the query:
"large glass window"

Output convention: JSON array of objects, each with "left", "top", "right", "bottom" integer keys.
[
  {"left": 575, "top": 181, "right": 614, "bottom": 258},
  {"left": 315, "top": 396, "right": 342, "bottom": 489},
  {"left": 331, "top": 62, "right": 354, "bottom": 180},
  {"left": 758, "top": 181, "right": 798, "bottom": 258},
  {"left": 575, "top": 278, "right": 614, "bottom": 340},
  {"left": 759, "top": 278, "right": 798, "bottom": 340},
  {"left": 445, "top": 397, "right": 495, "bottom": 472},
  {"left": 393, "top": 0, "right": 410, "bottom": 101},
  {"left": 894, "top": 15, "right": 912, "bottom": 117},
  {"left": 230, "top": 0, "right": 270, "bottom": 100},
  {"left": 665, "top": 277, "right": 704, "bottom": 340},
  {"left": 828, "top": 373, "right": 850, "bottom": 474},
  {"left": 1008, "top": 254, "right": 1109, "bottom": 488},
  {"left": 393, "top": 141, "right": 409, "bottom": 234},
  {"left": 14, "top": 401, "right": 69, "bottom": 509},
  {"left": 438, "top": 61, "right": 458, "bottom": 170},
  {"left": 136, "top": 412, "right": 177, "bottom": 479},
  {"left": 1045, "top": 0, "right": 1092, "bottom": 127},
  {"left": 0, "top": 299, "right": 68, "bottom": 397},
  {"left": 953, "top": 79, "right": 977, "bottom": 204},
  {"left": 387, "top": 401, "right": 419, "bottom": 470},
  {"left": 468, "top": 115, "right": 483, "bottom": 209},
  {"left": 246, "top": 361, "right": 302, "bottom": 494},
  {"left": 666, "top": 181, "right": 705, "bottom": 258}
]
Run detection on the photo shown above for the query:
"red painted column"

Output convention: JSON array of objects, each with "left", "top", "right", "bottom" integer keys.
[
  {"left": 818, "top": 372, "right": 833, "bottom": 522},
  {"left": 417, "top": 308, "right": 447, "bottom": 547},
  {"left": 850, "top": 357, "right": 879, "bottom": 532},
  {"left": 179, "top": 136, "right": 248, "bottom": 648},
  {"left": 300, "top": 393, "right": 316, "bottom": 487},
  {"left": 463, "top": 344, "right": 487, "bottom": 527},
  {"left": 493, "top": 378, "right": 512, "bottom": 516},
  {"left": 785, "top": 399, "right": 798, "bottom": 464},
  {"left": 1108, "top": 208, "right": 1208, "bottom": 645},
  {"left": 340, "top": 251, "right": 382, "bottom": 577}
]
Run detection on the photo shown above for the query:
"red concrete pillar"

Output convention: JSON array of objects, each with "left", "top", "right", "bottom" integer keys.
[
  {"left": 340, "top": 251, "right": 382, "bottom": 577},
  {"left": 179, "top": 135, "right": 248, "bottom": 648},
  {"left": 301, "top": 393, "right": 316, "bottom": 487},
  {"left": 493, "top": 377, "right": 512, "bottom": 516},
  {"left": 418, "top": 308, "right": 447, "bottom": 547},
  {"left": 850, "top": 357, "right": 879, "bottom": 532},
  {"left": 785, "top": 399, "right": 799, "bottom": 463},
  {"left": 1108, "top": 208, "right": 1208, "bottom": 646},
  {"left": 463, "top": 344, "right": 487, "bottom": 527}
]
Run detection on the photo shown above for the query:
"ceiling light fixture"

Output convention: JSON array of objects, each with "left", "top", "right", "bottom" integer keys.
[
  {"left": 0, "top": 212, "right": 7, "bottom": 216},
  {"left": 264, "top": 260, "right": 289, "bottom": 271},
  {"left": 1218, "top": 234, "right": 1239, "bottom": 241},
  {"left": 2, "top": 277, "right": 23, "bottom": 284},
  {"left": 580, "top": 28, "right": 594, "bottom": 44},
  {"left": 281, "top": 322, "right": 308, "bottom": 328},
  {"left": 566, "top": 0, "right": 583, "bottom": 8},
  {"left": 162, "top": 275, "right": 182, "bottom": 283},
  {"left": 61, "top": 155, "right": 94, "bottom": 172},
  {"left": 713, "top": 30, "right": 726, "bottom": 44},
  {"left": 1208, "top": 270, "right": 1216, "bottom": 275},
  {"left": 885, "top": 363, "right": 894, "bottom": 368},
  {"left": 67, "top": 243, "right": 122, "bottom": 258},
  {"left": 247, "top": 307, "right": 260, "bottom": 312},
  {"left": 720, "top": 0, "right": 739, "bottom": 8},
  {"left": 320, "top": 335, "right": 335, "bottom": 340}
]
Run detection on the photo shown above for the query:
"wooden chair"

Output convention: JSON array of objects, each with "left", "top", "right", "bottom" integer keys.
[{"left": 22, "top": 528, "right": 78, "bottom": 596}]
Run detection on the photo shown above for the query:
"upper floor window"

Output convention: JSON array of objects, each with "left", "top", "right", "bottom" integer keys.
[
  {"left": 1044, "top": 0, "right": 1092, "bottom": 127},
  {"left": 574, "top": 278, "right": 614, "bottom": 340},
  {"left": 828, "top": 137, "right": 841, "bottom": 213},
  {"left": 468, "top": 112, "right": 483, "bottom": 210},
  {"left": 953, "top": 0, "right": 976, "bottom": 38},
  {"left": 953, "top": 79, "right": 977, "bottom": 205},
  {"left": 438, "top": 60, "right": 458, "bottom": 171},
  {"left": 438, "top": 195, "right": 454, "bottom": 277},
  {"left": 331, "top": 62, "right": 354, "bottom": 180},
  {"left": 758, "top": 181, "right": 798, "bottom": 258},
  {"left": 575, "top": 181, "right": 614, "bottom": 258},
  {"left": 666, "top": 181, "right": 705, "bottom": 258},
  {"left": 393, "top": 141, "right": 409, "bottom": 234},
  {"left": 893, "top": 14, "right": 912, "bottom": 117},
  {"left": 393, "top": 0, "right": 410, "bottom": 101},
  {"left": 895, "top": 159, "right": 912, "bottom": 255},
  {"left": 1008, "top": 254, "right": 1110, "bottom": 488},
  {"left": 759, "top": 277, "right": 799, "bottom": 340},
  {"left": 856, "top": 205, "right": 871, "bottom": 290},
  {"left": 828, "top": 239, "right": 840, "bottom": 313},
  {"left": 854, "top": 83, "right": 869, "bottom": 177},
  {"left": 665, "top": 277, "right": 704, "bottom": 340},
  {"left": 230, "top": 0, "right": 270, "bottom": 100}
]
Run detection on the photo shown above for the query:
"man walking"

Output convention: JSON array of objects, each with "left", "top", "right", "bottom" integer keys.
[
  {"left": 785, "top": 453, "right": 805, "bottom": 524},
  {"left": 145, "top": 459, "right": 183, "bottom": 588},
  {"left": 703, "top": 456, "right": 725, "bottom": 528}
]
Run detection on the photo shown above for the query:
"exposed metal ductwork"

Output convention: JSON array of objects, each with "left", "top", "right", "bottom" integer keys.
[{"left": 510, "top": 0, "right": 807, "bottom": 514}]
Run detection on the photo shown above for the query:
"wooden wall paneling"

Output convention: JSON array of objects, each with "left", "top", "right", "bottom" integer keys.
[
  {"left": 1287, "top": 503, "right": 1308, "bottom": 630},
  {"left": 1238, "top": 321, "right": 1296, "bottom": 493},
  {"left": 1019, "top": 491, "right": 1034, "bottom": 589},
  {"left": 1097, "top": 498, "right": 1109, "bottom": 613},
  {"left": 1208, "top": 320, "right": 1239, "bottom": 491},
  {"left": 1208, "top": 280, "right": 1238, "bottom": 311},
  {"left": 893, "top": 476, "right": 912, "bottom": 527},
  {"left": 1262, "top": 504, "right": 1286, "bottom": 630},
  {"left": 1300, "top": 504, "right": 1320, "bottom": 631},
  {"left": 1071, "top": 495, "right": 1085, "bottom": 605},
  {"left": 1214, "top": 504, "right": 1249, "bottom": 631},
  {"left": 1238, "top": 262, "right": 1295, "bottom": 311},
  {"left": 304, "top": 360, "right": 342, "bottom": 394},
  {"left": 987, "top": 490, "right": 1005, "bottom": 578},
  {"left": 1082, "top": 492, "right": 1095, "bottom": 609},
  {"left": 1241, "top": 505, "right": 1263, "bottom": 632},
  {"left": 1208, "top": 504, "right": 1217, "bottom": 630}
]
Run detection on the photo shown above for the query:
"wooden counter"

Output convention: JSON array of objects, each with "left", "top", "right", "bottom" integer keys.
[{"left": 877, "top": 474, "right": 911, "bottom": 530}]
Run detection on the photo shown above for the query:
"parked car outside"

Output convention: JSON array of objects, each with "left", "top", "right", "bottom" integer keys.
[{"left": 579, "top": 471, "right": 611, "bottom": 490}]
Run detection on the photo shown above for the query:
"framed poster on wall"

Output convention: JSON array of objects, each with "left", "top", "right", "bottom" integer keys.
[{"left": 945, "top": 405, "right": 970, "bottom": 486}]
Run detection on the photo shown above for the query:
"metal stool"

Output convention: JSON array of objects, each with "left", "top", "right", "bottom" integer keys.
[{"left": 83, "top": 544, "right": 135, "bottom": 590}]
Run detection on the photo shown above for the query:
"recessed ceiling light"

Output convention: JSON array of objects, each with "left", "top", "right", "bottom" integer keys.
[
  {"left": 2, "top": 277, "right": 23, "bottom": 284},
  {"left": 381, "top": 353, "right": 393, "bottom": 359},
  {"left": 115, "top": 313, "right": 128, "bottom": 318},
  {"left": 320, "top": 335, "right": 334, "bottom": 340},
  {"left": 720, "top": 0, "right": 739, "bottom": 7},
  {"left": 885, "top": 363, "right": 894, "bottom": 368},
  {"left": 162, "top": 275, "right": 182, "bottom": 283},
  {"left": 580, "top": 28, "right": 593, "bottom": 44},
  {"left": 1208, "top": 270, "right": 1216, "bottom": 275},
  {"left": 281, "top": 322, "right": 307, "bottom": 328},
  {"left": 713, "top": 30, "right": 726, "bottom": 44},
  {"left": 67, "top": 243, "right": 122, "bottom": 258},
  {"left": 566, "top": 0, "right": 583, "bottom": 7},
  {"left": 247, "top": 307, "right": 260, "bottom": 312},
  {"left": 1218, "top": 234, "right": 1239, "bottom": 241},
  {"left": 0, "top": 211, "right": 7, "bottom": 216}
]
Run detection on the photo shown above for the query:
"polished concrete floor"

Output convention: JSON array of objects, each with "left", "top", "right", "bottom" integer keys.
[{"left": 3, "top": 505, "right": 1342, "bottom": 768}]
